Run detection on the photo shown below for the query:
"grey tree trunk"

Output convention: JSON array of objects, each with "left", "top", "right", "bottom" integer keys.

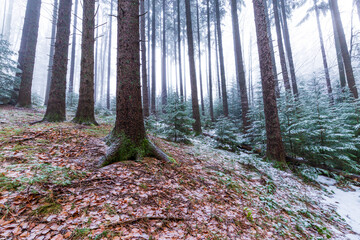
[
  {"left": 177, "top": 0, "right": 184, "bottom": 101},
  {"left": 185, "top": 0, "right": 202, "bottom": 134},
  {"left": 141, "top": 0, "right": 149, "bottom": 117},
  {"left": 4, "top": 0, "right": 14, "bottom": 41},
  {"left": 214, "top": 0, "right": 229, "bottom": 117},
  {"left": 161, "top": 0, "right": 167, "bottom": 111},
  {"left": 17, "top": 0, "right": 42, "bottom": 107},
  {"left": 94, "top": 9, "right": 99, "bottom": 103},
  {"left": 330, "top": 0, "right": 358, "bottom": 99},
  {"left": 107, "top": 0, "right": 114, "bottom": 110},
  {"left": 196, "top": 0, "right": 205, "bottom": 115},
  {"left": 214, "top": 23, "right": 221, "bottom": 100},
  {"left": 44, "top": 0, "right": 58, "bottom": 106},
  {"left": 207, "top": 0, "right": 214, "bottom": 122},
  {"left": 68, "top": 0, "right": 78, "bottom": 97},
  {"left": 151, "top": 0, "right": 156, "bottom": 114}
]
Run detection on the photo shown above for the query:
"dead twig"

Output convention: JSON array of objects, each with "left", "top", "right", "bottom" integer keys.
[{"left": 105, "top": 216, "right": 186, "bottom": 228}]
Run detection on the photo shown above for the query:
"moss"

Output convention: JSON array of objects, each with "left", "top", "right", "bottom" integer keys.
[
  {"left": 72, "top": 116, "right": 98, "bottom": 126},
  {"left": 32, "top": 202, "right": 62, "bottom": 216},
  {"left": 43, "top": 113, "right": 66, "bottom": 122}
]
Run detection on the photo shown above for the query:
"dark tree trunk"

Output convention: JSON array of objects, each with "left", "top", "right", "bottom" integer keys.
[
  {"left": 68, "top": 0, "right": 78, "bottom": 99},
  {"left": 94, "top": 10, "right": 99, "bottom": 103},
  {"left": 314, "top": 0, "right": 333, "bottom": 103},
  {"left": 161, "top": 0, "right": 167, "bottom": 111},
  {"left": 43, "top": 0, "right": 72, "bottom": 122},
  {"left": 185, "top": 0, "right": 202, "bottom": 134},
  {"left": 73, "top": 0, "right": 97, "bottom": 125},
  {"left": 99, "top": 0, "right": 171, "bottom": 167},
  {"left": 264, "top": 0, "right": 279, "bottom": 97},
  {"left": 330, "top": 1, "right": 346, "bottom": 89},
  {"left": 17, "top": 0, "right": 41, "bottom": 107},
  {"left": 177, "top": 0, "right": 184, "bottom": 100},
  {"left": 207, "top": 0, "right": 214, "bottom": 122},
  {"left": 252, "top": 0, "right": 287, "bottom": 165},
  {"left": 329, "top": 0, "right": 358, "bottom": 99},
  {"left": 214, "top": 24, "right": 221, "bottom": 100},
  {"left": 107, "top": 0, "right": 114, "bottom": 110},
  {"left": 141, "top": 0, "right": 149, "bottom": 117},
  {"left": 44, "top": 0, "right": 58, "bottom": 106},
  {"left": 214, "top": 0, "right": 228, "bottom": 117},
  {"left": 272, "top": 0, "right": 291, "bottom": 93},
  {"left": 151, "top": 0, "right": 156, "bottom": 114},
  {"left": 230, "top": 0, "right": 250, "bottom": 132},
  {"left": 196, "top": 0, "right": 205, "bottom": 115}
]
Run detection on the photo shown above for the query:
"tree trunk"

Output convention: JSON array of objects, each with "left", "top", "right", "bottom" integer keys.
[
  {"left": 68, "top": 0, "right": 78, "bottom": 98},
  {"left": 17, "top": 0, "right": 41, "bottom": 107},
  {"left": 141, "top": 0, "right": 149, "bottom": 117},
  {"left": 101, "top": 28, "right": 108, "bottom": 105},
  {"left": 73, "top": 0, "right": 97, "bottom": 125},
  {"left": 151, "top": 0, "right": 156, "bottom": 114},
  {"left": 196, "top": 0, "right": 205, "bottom": 115},
  {"left": 329, "top": 0, "right": 358, "bottom": 99},
  {"left": 94, "top": 9, "right": 99, "bottom": 103},
  {"left": 207, "top": 0, "right": 214, "bottom": 122},
  {"left": 44, "top": 0, "right": 58, "bottom": 106},
  {"left": 161, "top": 0, "right": 167, "bottom": 111},
  {"left": 107, "top": 0, "right": 114, "bottom": 110},
  {"left": 4, "top": 0, "right": 14, "bottom": 41},
  {"left": 185, "top": 0, "right": 202, "bottom": 134},
  {"left": 314, "top": 0, "right": 333, "bottom": 103},
  {"left": 230, "top": 0, "right": 250, "bottom": 132},
  {"left": 214, "top": 23, "right": 221, "bottom": 100},
  {"left": 214, "top": 0, "right": 228, "bottom": 117},
  {"left": 43, "top": 0, "right": 72, "bottom": 122},
  {"left": 252, "top": 0, "right": 287, "bottom": 165},
  {"left": 280, "top": 0, "right": 298, "bottom": 97},
  {"left": 356, "top": 0, "right": 360, "bottom": 23},
  {"left": 272, "top": 0, "right": 291, "bottom": 93},
  {"left": 1, "top": 0, "right": 6, "bottom": 36},
  {"left": 177, "top": 0, "right": 184, "bottom": 101},
  {"left": 264, "top": 0, "right": 279, "bottom": 97}
]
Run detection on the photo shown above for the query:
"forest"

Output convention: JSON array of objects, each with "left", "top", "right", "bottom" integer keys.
[{"left": 0, "top": 0, "right": 360, "bottom": 239}]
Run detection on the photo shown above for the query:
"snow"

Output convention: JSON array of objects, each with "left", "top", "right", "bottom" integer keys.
[{"left": 317, "top": 176, "right": 360, "bottom": 238}]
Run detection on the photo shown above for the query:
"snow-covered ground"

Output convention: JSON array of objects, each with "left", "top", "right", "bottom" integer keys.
[{"left": 317, "top": 176, "right": 360, "bottom": 239}]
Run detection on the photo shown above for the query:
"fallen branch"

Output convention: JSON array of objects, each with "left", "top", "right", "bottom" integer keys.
[
  {"left": 106, "top": 216, "right": 185, "bottom": 228},
  {"left": 7, "top": 132, "right": 45, "bottom": 144}
]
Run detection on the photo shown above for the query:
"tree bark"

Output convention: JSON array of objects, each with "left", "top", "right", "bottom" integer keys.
[
  {"left": 207, "top": 0, "right": 214, "bottom": 122},
  {"left": 161, "top": 0, "right": 167, "bottom": 111},
  {"left": 43, "top": 0, "right": 72, "bottom": 122},
  {"left": 177, "top": 0, "right": 184, "bottom": 101},
  {"left": 185, "top": 0, "right": 202, "bottom": 134},
  {"left": 196, "top": 0, "right": 205, "bottom": 115},
  {"left": 230, "top": 0, "right": 250, "bottom": 132},
  {"left": 151, "top": 0, "right": 156, "bottom": 114},
  {"left": 214, "top": 23, "right": 221, "bottom": 100},
  {"left": 214, "top": 0, "right": 228, "bottom": 117},
  {"left": 272, "top": 0, "right": 291, "bottom": 93},
  {"left": 330, "top": 0, "right": 358, "bottom": 98},
  {"left": 141, "top": 0, "right": 149, "bottom": 117},
  {"left": 73, "top": 0, "right": 97, "bottom": 125},
  {"left": 44, "top": 0, "right": 58, "bottom": 106},
  {"left": 107, "top": 0, "right": 114, "bottom": 110},
  {"left": 17, "top": 0, "right": 41, "bottom": 107},
  {"left": 68, "top": 0, "right": 78, "bottom": 98},
  {"left": 314, "top": 0, "right": 333, "bottom": 103},
  {"left": 252, "top": 0, "right": 287, "bottom": 165}
]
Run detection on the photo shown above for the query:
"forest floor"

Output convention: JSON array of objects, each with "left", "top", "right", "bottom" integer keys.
[{"left": 0, "top": 106, "right": 358, "bottom": 239}]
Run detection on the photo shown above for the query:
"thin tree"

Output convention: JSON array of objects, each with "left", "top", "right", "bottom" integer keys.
[
  {"left": 177, "top": 0, "right": 184, "bottom": 100},
  {"left": 17, "top": 0, "right": 42, "bottom": 107},
  {"left": 196, "top": 0, "right": 205, "bottom": 115},
  {"left": 68, "top": 0, "right": 79, "bottom": 101},
  {"left": 252, "top": 0, "right": 287, "bottom": 165},
  {"left": 214, "top": 24, "right": 221, "bottom": 100},
  {"left": 4, "top": 0, "right": 14, "bottom": 41},
  {"left": 355, "top": 0, "right": 360, "bottom": 22},
  {"left": 185, "top": 0, "right": 202, "bottom": 134},
  {"left": 73, "top": 0, "right": 97, "bottom": 125},
  {"left": 230, "top": 0, "right": 250, "bottom": 132},
  {"left": 99, "top": 0, "right": 170, "bottom": 166},
  {"left": 329, "top": 0, "right": 358, "bottom": 99},
  {"left": 272, "top": 0, "right": 291, "bottom": 93},
  {"left": 107, "top": 0, "right": 114, "bottom": 110},
  {"left": 141, "top": 0, "right": 149, "bottom": 117},
  {"left": 214, "top": 0, "right": 229, "bottom": 116},
  {"left": 207, "top": 0, "right": 214, "bottom": 122},
  {"left": 43, "top": 0, "right": 72, "bottom": 122},
  {"left": 161, "top": 0, "right": 167, "bottom": 110},
  {"left": 44, "top": 0, "right": 59, "bottom": 106},
  {"left": 151, "top": 0, "right": 156, "bottom": 114}
]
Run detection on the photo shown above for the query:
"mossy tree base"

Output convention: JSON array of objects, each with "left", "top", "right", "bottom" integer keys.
[
  {"left": 72, "top": 117, "right": 98, "bottom": 126},
  {"left": 98, "top": 136, "right": 171, "bottom": 167}
]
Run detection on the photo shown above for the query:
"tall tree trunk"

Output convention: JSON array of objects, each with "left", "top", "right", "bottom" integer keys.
[
  {"left": 280, "top": 0, "right": 298, "bottom": 97},
  {"left": 177, "top": 0, "right": 184, "bottom": 101},
  {"left": 151, "top": 0, "right": 156, "bottom": 114},
  {"left": 196, "top": 0, "right": 205, "bottom": 115},
  {"left": 252, "top": 0, "right": 286, "bottom": 165},
  {"left": 207, "top": 0, "right": 214, "bottom": 122},
  {"left": 4, "top": 0, "right": 14, "bottom": 41},
  {"left": 183, "top": 35, "right": 187, "bottom": 102},
  {"left": 100, "top": 28, "right": 108, "bottom": 104},
  {"left": 214, "top": 23, "right": 221, "bottom": 100},
  {"left": 17, "top": 0, "right": 42, "bottom": 107},
  {"left": 185, "top": 0, "right": 202, "bottom": 134},
  {"left": 356, "top": 0, "right": 360, "bottom": 23},
  {"left": 230, "top": 0, "right": 250, "bottom": 132},
  {"left": 141, "top": 0, "right": 149, "bottom": 117},
  {"left": 107, "top": 0, "right": 113, "bottom": 110},
  {"left": 43, "top": 0, "right": 72, "bottom": 122},
  {"left": 1, "top": 0, "right": 6, "bottom": 36},
  {"left": 68, "top": 0, "right": 78, "bottom": 99},
  {"left": 214, "top": 0, "right": 229, "bottom": 117},
  {"left": 272, "top": 0, "right": 291, "bottom": 93},
  {"left": 264, "top": 0, "right": 279, "bottom": 97},
  {"left": 330, "top": 0, "right": 358, "bottom": 99},
  {"left": 161, "top": 0, "right": 167, "bottom": 111},
  {"left": 147, "top": 0, "right": 151, "bottom": 107},
  {"left": 73, "top": 0, "right": 97, "bottom": 125},
  {"left": 314, "top": 0, "right": 333, "bottom": 103},
  {"left": 94, "top": 10, "right": 99, "bottom": 103},
  {"left": 44, "top": 0, "right": 58, "bottom": 106},
  {"left": 330, "top": 0, "right": 346, "bottom": 89}
]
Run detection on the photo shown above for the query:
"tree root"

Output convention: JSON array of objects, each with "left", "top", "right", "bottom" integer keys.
[{"left": 105, "top": 216, "right": 185, "bottom": 228}]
